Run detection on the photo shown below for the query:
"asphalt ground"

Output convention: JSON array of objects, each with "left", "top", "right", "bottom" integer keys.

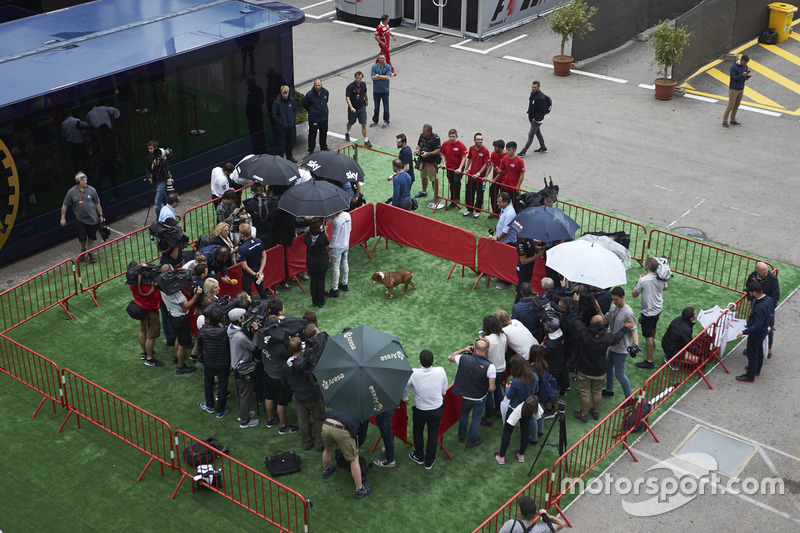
[{"left": 2, "top": 4, "right": 798, "bottom": 528}]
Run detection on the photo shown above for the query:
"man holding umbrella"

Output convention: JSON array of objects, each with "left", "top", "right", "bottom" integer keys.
[{"left": 321, "top": 410, "right": 373, "bottom": 499}]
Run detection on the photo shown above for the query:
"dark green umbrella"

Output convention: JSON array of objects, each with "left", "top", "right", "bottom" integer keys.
[{"left": 314, "top": 325, "right": 412, "bottom": 421}]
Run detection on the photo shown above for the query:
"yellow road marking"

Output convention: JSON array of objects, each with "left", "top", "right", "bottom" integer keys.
[
  {"left": 759, "top": 42, "right": 800, "bottom": 67},
  {"left": 706, "top": 68, "right": 784, "bottom": 108},
  {"left": 683, "top": 87, "right": 800, "bottom": 115},
  {"left": 748, "top": 59, "right": 800, "bottom": 96},
  {"left": 789, "top": 32, "right": 800, "bottom": 42}
]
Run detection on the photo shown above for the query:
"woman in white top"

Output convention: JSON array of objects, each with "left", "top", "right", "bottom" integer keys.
[
  {"left": 495, "top": 309, "right": 538, "bottom": 360},
  {"left": 481, "top": 314, "right": 507, "bottom": 426}
]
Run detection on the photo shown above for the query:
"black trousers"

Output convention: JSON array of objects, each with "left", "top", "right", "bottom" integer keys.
[
  {"left": 446, "top": 169, "right": 462, "bottom": 204},
  {"left": 465, "top": 179, "right": 484, "bottom": 211},
  {"left": 412, "top": 405, "right": 443, "bottom": 467},
  {"left": 276, "top": 125, "right": 296, "bottom": 157},
  {"left": 308, "top": 120, "right": 328, "bottom": 151},
  {"left": 309, "top": 269, "right": 327, "bottom": 306},
  {"left": 242, "top": 275, "right": 269, "bottom": 300}
]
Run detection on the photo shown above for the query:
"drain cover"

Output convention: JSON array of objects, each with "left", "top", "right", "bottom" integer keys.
[
  {"left": 672, "top": 227, "right": 707, "bottom": 240},
  {"left": 674, "top": 426, "right": 757, "bottom": 477}
]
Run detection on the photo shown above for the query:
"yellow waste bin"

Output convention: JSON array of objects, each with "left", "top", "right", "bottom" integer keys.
[{"left": 768, "top": 2, "right": 797, "bottom": 43}]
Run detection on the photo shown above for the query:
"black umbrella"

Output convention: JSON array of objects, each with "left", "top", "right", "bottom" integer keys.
[
  {"left": 235, "top": 154, "right": 301, "bottom": 186},
  {"left": 277, "top": 180, "right": 350, "bottom": 217},
  {"left": 509, "top": 205, "right": 580, "bottom": 242},
  {"left": 314, "top": 325, "right": 412, "bottom": 421},
  {"left": 301, "top": 150, "right": 365, "bottom": 184}
]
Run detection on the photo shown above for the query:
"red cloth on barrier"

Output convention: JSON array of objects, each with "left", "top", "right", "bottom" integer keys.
[
  {"left": 375, "top": 203, "right": 476, "bottom": 268},
  {"left": 349, "top": 203, "right": 376, "bottom": 246},
  {"left": 437, "top": 384, "right": 462, "bottom": 438},
  {"left": 285, "top": 234, "right": 309, "bottom": 279},
  {"left": 476, "top": 237, "right": 518, "bottom": 284},
  {"left": 368, "top": 401, "right": 410, "bottom": 445},
  {"left": 262, "top": 245, "right": 286, "bottom": 289},
  {"left": 218, "top": 263, "right": 243, "bottom": 299}
]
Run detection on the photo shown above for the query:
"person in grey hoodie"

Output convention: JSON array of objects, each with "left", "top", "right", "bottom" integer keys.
[{"left": 228, "top": 307, "right": 260, "bottom": 428}]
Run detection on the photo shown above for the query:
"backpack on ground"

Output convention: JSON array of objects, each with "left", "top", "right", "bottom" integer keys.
[
  {"left": 335, "top": 448, "right": 370, "bottom": 483},
  {"left": 622, "top": 401, "right": 652, "bottom": 432},
  {"left": 183, "top": 437, "right": 229, "bottom": 468},
  {"left": 194, "top": 464, "right": 223, "bottom": 490}
]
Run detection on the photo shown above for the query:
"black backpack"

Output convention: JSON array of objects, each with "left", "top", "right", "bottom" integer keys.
[
  {"left": 543, "top": 93, "right": 552, "bottom": 115},
  {"left": 184, "top": 437, "right": 229, "bottom": 468}
]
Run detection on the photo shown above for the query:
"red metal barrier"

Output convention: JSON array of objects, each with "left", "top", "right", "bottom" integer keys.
[
  {"left": 58, "top": 369, "right": 175, "bottom": 480},
  {"left": 172, "top": 430, "right": 311, "bottom": 532},
  {"left": 436, "top": 384, "right": 462, "bottom": 461},
  {"left": 559, "top": 200, "right": 648, "bottom": 265},
  {"left": 348, "top": 202, "right": 376, "bottom": 258},
  {"left": 548, "top": 387, "right": 645, "bottom": 526},
  {"left": 474, "top": 236, "right": 521, "bottom": 288},
  {"left": 0, "top": 259, "right": 77, "bottom": 333},
  {"left": 182, "top": 197, "right": 219, "bottom": 246},
  {"left": 473, "top": 468, "right": 552, "bottom": 533},
  {"left": 0, "top": 334, "right": 63, "bottom": 417},
  {"left": 369, "top": 400, "right": 413, "bottom": 453},
  {"left": 78, "top": 226, "right": 161, "bottom": 306},
  {"left": 647, "top": 229, "right": 772, "bottom": 293}
]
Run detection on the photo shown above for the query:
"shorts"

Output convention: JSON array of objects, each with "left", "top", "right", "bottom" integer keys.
[
  {"left": 576, "top": 371, "right": 604, "bottom": 398},
  {"left": 322, "top": 421, "right": 358, "bottom": 461},
  {"left": 76, "top": 220, "right": 98, "bottom": 243},
  {"left": 139, "top": 312, "right": 161, "bottom": 340},
  {"left": 639, "top": 313, "right": 661, "bottom": 338},
  {"left": 347, "top": 107, "right": 367, "bottom": 125},
  {"left": 169, "top": 314, "right": 193, "bottom": 348},
  {"left": 263, "top": 374, "right": 292, "bottom": 405},
  {"left": 419, "top": 164, "right": 438, "bottom": 184}
]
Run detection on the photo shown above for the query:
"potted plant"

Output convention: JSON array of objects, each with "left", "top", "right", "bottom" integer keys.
[
  {"left": 546, "top": 0, "right": 597, "bottom": 76},
  {"left": 294, "top": 88, "right": 309, "bottom": 134},
  {"left": 649, "top": 19, "right": 692, "bottom": 100}
]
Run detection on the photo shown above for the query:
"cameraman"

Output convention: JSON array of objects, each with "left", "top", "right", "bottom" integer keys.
[
  {"left": 146, "top": 141, "right": 171, "bottom": 218},
  {"left": 723, "top": 54, "right": 749, "bottom": 128},
  {"left": 159, "top": 265, "right": 202, "bottom": 375},
  {"left": 228, "top": 307, "right": 260, "bottom": 428},
  {"left": 499, "top": 496, "right": 565, "bottom": 532},
  {"left": 217, "top": 189, "right": 247, "bottom": 226},
  {"left": 414, "top": 124, "right": 441, "bottom": 199}
]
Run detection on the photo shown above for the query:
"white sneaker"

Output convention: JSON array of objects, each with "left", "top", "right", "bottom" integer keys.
[
  {"left": 463, "top": 210, "right": 471, "bottom": 217},
  {"left": 473, "top": 212, "right": 480, "bottom": 218},
  {"left": 239, "top": 419, "right": 260, "bottom": 429}
]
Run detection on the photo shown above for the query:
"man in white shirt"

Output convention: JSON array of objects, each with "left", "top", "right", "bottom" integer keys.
[
  {"left": 491, "top": 192, "right": 518, "bottom": 289},
  {"left": 210, "top": 163, "right": 235, "bottom": 206},
  {"left": 497, "top": 310, "right": 538, "bottom": 360},
  {"left": 403, "top": 350, "right": 448, "bottom": 470},
  {"left": 326, "top": 210, "right": 352, "bottom": 298},
  {"left": 159, "top": 266, "right": 202, "bottom": 375}
]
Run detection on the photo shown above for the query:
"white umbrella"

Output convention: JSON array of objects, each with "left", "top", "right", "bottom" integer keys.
[
  {"left": 577, "top": 234, "right": 632, "bottom": 270},
  {"left": 546, "top": 239, "right": 627, "bottom": 288}
]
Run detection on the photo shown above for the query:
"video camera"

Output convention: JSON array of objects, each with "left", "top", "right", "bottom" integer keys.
[
  {"left": 242, "top": 300, "right": 270, "bottom": 330},
  {"left": 149, "top": 221, "right": 189, "bottom": 250},
  {"left": 126, "top": 263, "right": 161, "bottom": 287},
  {"left": 203, "top": 295, "right": 241, "bottom": 326}
]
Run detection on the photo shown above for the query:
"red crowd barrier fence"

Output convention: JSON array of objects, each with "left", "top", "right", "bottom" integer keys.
[
  {"left": 559, "top": 200, "right": 648, "bottom": 265},
  {"left": 172, "top": 430, "right": 311, "bottom": 532},
  {"left": 369, "top": 400, "right": 413, "bottom": 453},
  {"left": 348, "top": 202, "right": 376, "bottom": 258},
  {"left": 374, "top": 202, "right": 477, "bottom": 274},
  {"left": 182, "top": 197, "right": 219, "bottom": 246},
  {"left": 0, "top": 334, "right": 63, "bottom": 417},
  {"left": 0, "top": 259, "right": 77, "bottom": 333},
  {"left": 58, "top": 369, "right": 175, "bottom": 480},
  {"left": 472, "top": 468, "right": 552, "bottom": 533},
  {"left": 647, "top": 229, "right": 772, "bottom": 293},
  {"left": 474, "top": 236, "right": 518, "bottom": 287},
  {"left": 437, "top": 384, "right": 463, "bottom": 461},
  {"left": 78, "top": 226, "right": 161, "bottom": 306}
]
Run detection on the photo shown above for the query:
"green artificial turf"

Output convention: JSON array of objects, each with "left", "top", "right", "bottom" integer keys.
[{"left": 3, "top": 142, "right": 800, "bottom": 532}]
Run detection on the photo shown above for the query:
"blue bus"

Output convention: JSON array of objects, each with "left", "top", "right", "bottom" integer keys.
[{"left": 0, "top": 0, "right": 303, "bottom": 264}]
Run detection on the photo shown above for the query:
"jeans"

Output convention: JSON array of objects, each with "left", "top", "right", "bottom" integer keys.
[
  {"left": 521, "top": 119, "right": 545, "bottom": 153},
  {"left": 606, "top": 350, "right": 632, "bottom": 398},
  {"left": 330, "top": 246, "right": 349, "bottom": 288},
  {"left": 484, "top": 371, "right": 504, "bottom": 418},
  {"left": 372, "top": 92, "right": 389, "bottom": 124},
  {"left": 159, "top": 304, "right": 175, "bottom": 346},
  {"left": 412, "top": 405, "right": 443, "bottom": 467},
  {"left": 154, "top": 181, "right": 167, "bottom": 218},
  {"left": 529, "top": 415, "right": 544, "bottom": 442},
  {"left": 308, "top": 120, "right": 328, "bottom": 151},
  {"left": 459, "top": 397, "right": 484, "bottom": 443},
  {"left": 203, "top": 366, "right": 231, "bottom": 414},
  {"left": 375, "top": 410, "right": 395, "bottom": 462},
  {"left": 499, "top": 410, "right": 532, "bottom": 458}
]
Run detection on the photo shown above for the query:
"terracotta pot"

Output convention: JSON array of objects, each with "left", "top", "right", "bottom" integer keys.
[
  {"left": 654, "top": 78, "right": 678, "bottom": 100},
  {"left": 552, "top": 56, "right": 573, "bottom": 76}
]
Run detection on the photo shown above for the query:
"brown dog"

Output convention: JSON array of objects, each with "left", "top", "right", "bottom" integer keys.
[{"left": 371, "top": 270, "right": 416, "bottom": 299}]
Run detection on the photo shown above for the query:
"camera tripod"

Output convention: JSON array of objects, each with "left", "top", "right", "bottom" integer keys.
[{"left": 529, "top": 402, "right": 569, "bottom": 476}]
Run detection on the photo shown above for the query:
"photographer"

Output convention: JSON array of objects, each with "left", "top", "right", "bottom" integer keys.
[
  {"left": 243, "top": 182, "right": 273, "bottom": 249},
  {"left": 158, "top": 266, "right": 202, "bottom": 375},
  {"left": 723, "top": 54, "right": 750, "bottom": 128},
  {"left": 499, "top": 496, "right": 565, "bottom": 532},
  {"left": 146, "top": 141, "right": 171, "bottom": 217},
  {"left": 198, "top": 244, "right": 232, "bottom": 284},
  {"left": 414, "top": 124, "right": 441, "bottom": 199},
  {"left": 228, "top": 307, "right": 260, "bottom": 428},
  {"left": 126, "top": 261, "right": 163, "bottom": 367},
  {"left": 217, "top": 189, "right": 247, "bottom": 227},
  {"left": 260, "top": 301, "right": 300, "bottom": 435},
  {"left": 600, "top": 287, "right": 639, "bottom": 400}
]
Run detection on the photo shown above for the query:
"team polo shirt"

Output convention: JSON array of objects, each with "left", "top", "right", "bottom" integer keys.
[
  {"left": 375, "top": 23, "right": 390, "bottom": 47},
  {"left": 440, "top": 140, "right": 467, "bottom": 171},
  {"left": 238, "top": 237, "right": 265, "bottom": 278},
  {"left": 345, "top": 81, "right": 367, "bottom": 110},
  {"left": 491, "top": 150, "right": 505, "bottom": 179},
  {"left": 498, "top": 155, "right": 525, "bottom": 187},
  {"left": 467, "top": 145, "right": 490, "bottom": 178}
]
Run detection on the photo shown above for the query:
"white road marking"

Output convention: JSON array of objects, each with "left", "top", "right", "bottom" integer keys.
[
  {"left": 328, "top": 132, "right": 358, "bottom": 141},
  {"left": 684, "top": 94, "right": 718, "bottom": 103},
  {"left": 503, "top": 55, "right": 554, "bottom": 69},
  {"left": 304, "top": 11, "right": 335, "bottom": 20},
  {"left": 638, "top": 83, "right": 655, "bottom": 90},
  {"left": 302, "top": 0, "right": 332, "bottom": 9},
  {"left": 653, "top": 185, "right": 674, "bottom": 191},
  {"left": 332, "top": 20, "right": 436, "bottom": 42},
  {"left": 503, "top": 55, "right": 626, "bottom": 82},
  {"left": 451, "top": 34, "right": 528, "bottom": 55},
  {"left": 668, "top": 199, "right": 706, "bottom": 227},
  {"left": 652, "top": 186, "right": 760, "bottom": 218},
  {"left": 738, "top": 105, "right": 782, "bottom": 117},
  {"left": 758, "top": 447, "right": 779, "bottom": 476}
]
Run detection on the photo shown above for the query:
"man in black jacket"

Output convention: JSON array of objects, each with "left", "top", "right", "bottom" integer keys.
[
  {"left": 745, "top": 262, "right": 779, "bottom": 357},
  {"left": 661, "top": 307, "right": 699, "bottom": 369},
  {"left": 736, "top": 282, "right": 775, "bottom": 383},
  {"left": 283, "top": 327, "right": 326, "bottom": 451},
  {"left": 566, "top": 294, "right": 634, "bottom": 422},
  {"left": 302, "top": 78, "right": 330, "bottom": 153},
  {"left": 271, "top": 85, "right": 297, "bottom": 163},
  {"left": 197, "top": 306, "right": 232, "bottom": 418},
  {"left": 518, "top": 81, "right": 547, "bottom": 157}
]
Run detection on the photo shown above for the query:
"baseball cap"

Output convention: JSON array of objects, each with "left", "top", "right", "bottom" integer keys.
[
  {"left": 228, "top": 308, "right": 246, "bottom": 322},
  {"left": 517, "top": 496, "right": 538, "bottom": 517}
]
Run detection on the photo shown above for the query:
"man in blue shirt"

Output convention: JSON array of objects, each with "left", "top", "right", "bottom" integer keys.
[
  {"left": 390, "top": 159, "right": 412, "bottom": 210},
  {"left": 491, "top": 192, "right": 517, "bottom": 289},
  {"left": 723, "top": 54, "right": 749, "bottom": 128},
  {"left": 345, "top": 71, "right": 371, "bottom": 147},
  {"left": 237, "top": 223, "right": 268, "bottom": 300},
  {"left": 158, "top": 193, "right": 180, "bottom": 223},
  {"left": 302, "top": 78, "right": 330, "bottom": 153},
  {"left": 370, "top": 53, "right": 391, "bottom": 128},
  {"left": 396, "top": 133, "right": 415, "bottom": 184}
]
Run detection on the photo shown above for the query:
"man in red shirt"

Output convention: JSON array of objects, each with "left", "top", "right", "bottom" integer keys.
[
  {"left": 494, "top": 141, "right": 525, "bottom": 209},
  {"left": 440, "top": 128, "right": 467, "bottom": 210},
  {"left": 127, "top": 262, "right": 165, "bottom": 367},
  {"left": 464, "top": 133, "right": 490, "bottom": 218},
  {"left": 374, "top": 15, "right": 396, "bottom": 76},
  {"left": 488, "top": 139, "right": 506, "bottom": 219}
]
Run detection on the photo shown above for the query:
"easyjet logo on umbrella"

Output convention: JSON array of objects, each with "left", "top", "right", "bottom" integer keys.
[{"left": 343, "top": 331, "right": 356, "bottom": 350}]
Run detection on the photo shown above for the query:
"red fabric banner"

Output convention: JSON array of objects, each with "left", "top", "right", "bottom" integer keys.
[
  {"left": 437, "top": 384, "right": 462, "bottom": 438},
  {"left": 375, "top": 203, "right": 476, "bottom": 269},
  {"left": 476, "top": 236, "right": 518, "bottom": 285},
  {"left": 285, "top": 234, "right": 309, "bottom": 279},
  {"left": 349, "top": 203, "right": 376, "bottom": 247}
]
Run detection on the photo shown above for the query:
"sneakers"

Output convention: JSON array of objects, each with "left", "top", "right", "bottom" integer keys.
[
  {"left": 278, "top": 425, "right": 299, "bottom": 435},
  {"left": 635, "top": 361, "right": 654, "bottom": 369},
  {"left": 87, "top": 253, "right": 96, "bottom": 264},
  {"left": 601, "top": 389, "right": 614, "bottom": 397},
  {"left": 373, "top": 458, "right": 395, "bottom": 468},
  {"left": 722, "top": 122, "right": 729, "bottom": 128},
  {"left": 381, "top": 121, "right": 390, "bottom": 129},
  {"left": 266, "top": 417, "right": 278, "bottom": 428},
  {"left": 140, "top": 352, "right": 147, "bottom": 360},
  {"left": 735, "top": 374, "right": 754, "bottom": 383},
  {"left": 200, "top": 401, "right": 215, "bottom": 414},
  {"left": 480, "top": 417, "right": 494, "bottom": 427},
  {"left": 325, "top": 289, "right": 339, "bottom": 298},
  {"left": 767, "top": 349, "right": 772, "bottom": 359},
  {"left": 534, "top": 147, "right": 547, "bottom": 153},
  {"left": 321, "top": 464, "right": 336, "bottom": 479},
  {"left": 573, "top": 410, "right": 588, "bottom": 423},
  {"left": 542, "top": 407, "right": 557, "bottom": 420},
  {"left": 144, "top": 358, "right": 164, "bottom": 367},
  {"left": 364, "top": 140, "right": 372, "bottom": 148},
  {"left": 473, "top": 211, "right": 480, "bottom": 218},
  {"left": 494, "top": 452, "right": 505, "bottom": 465},
  {"left": 590, "top": 410, "right": 600, "bottom": 421},
  {"left": 457, "top": 435, "right": 466, "bottom": 443},
  {"left": 239, "top": 419, "right": 260, "bottom": 428},
  {"left": 278, "top": 281, "right": 292, "bottom": 290},
  {"left": 355, "top": 485, "right": 373, "bottom": 499},
  {"left": 517, "top": 150, "right": 527, "bottom": 157},
  {"left": 744, "top": 366, "right": 761, "bottom": 377},
  {"left": 515, "top": 449, "right": 525, "bottom": 463},
  {"left": 409, "top": 452, "right": 425, "bottom": 465},
  {"left": 369, "top": 122, "right": 379, "bottom": 128},
  {"left": 176, "top": 366, "right": 197, "bottom": 375},
  {"left": 466, "top": 437, "right": 484, "bottom": 449},
  {"left": 496, "top": 282, "right": 511, "bottom": 290},
  {"left": 425, "top": 459, "right": 436, "bottom": 470},
  {"left": 463, "top": 210, "right": 472, "bottom": 217},
  {"left": 414, "top": 191, "right": 428, "bottom": 198},
  {"left": 216, "top": 407, "right": 230, "bottom": 419},
  {"left": 338, "top": 283, "right": 349, "bottom": 292},
  {"left": 730, "top": 121, "right": 742, "bottom": 126},
  {"left": 344, "top": 132, "right": 350, "bottom": 141}
]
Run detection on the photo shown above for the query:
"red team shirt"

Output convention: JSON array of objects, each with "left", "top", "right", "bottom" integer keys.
[
  {"left": 440, "top": 140, "right": 467, "bottom": 171},
  {"left": 491, "top": 150, "right": 505, "bottom": 179},
  {"left": 375, "top": 24, "right": 390, "bottom": 48},
  {"left": 467, "top": 145, "right": 491, "bottom": 179},
  {"left": 498, "top": 154, "right": 525, "bottom": 187}
]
